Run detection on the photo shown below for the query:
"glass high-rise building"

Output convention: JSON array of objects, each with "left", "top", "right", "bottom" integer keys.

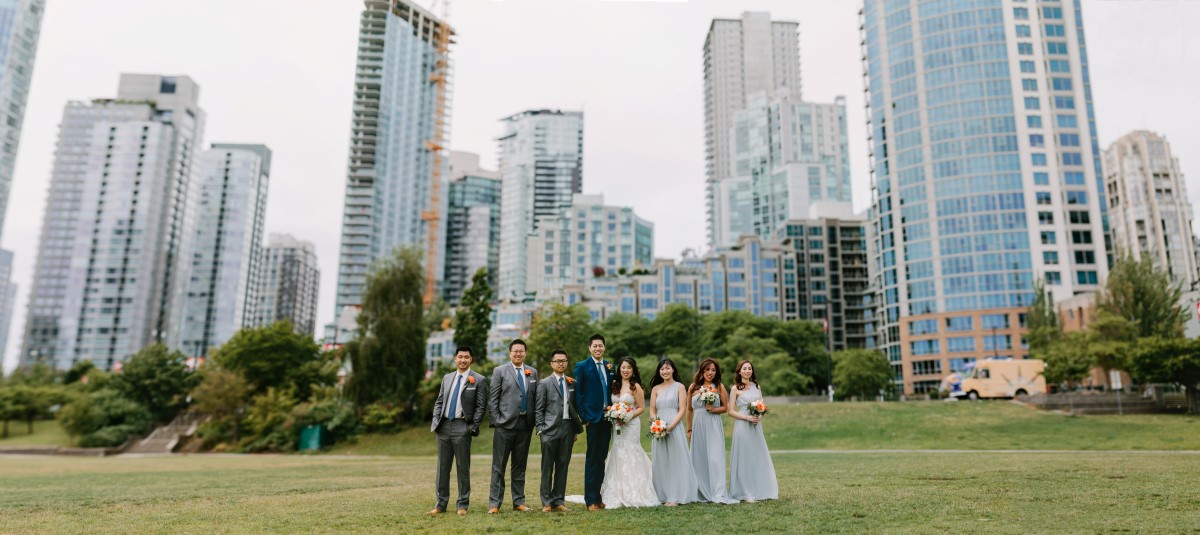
[
  {"left": 173, "top": 144, "right": 271, "bottom": 357},
  {"left": 525, "top": 193, "right": 653, "bottom": 295},
  {"left": 861, "top": 0, "right": 1107, "bottom": 394},
  {"left": 21, "top": 74, "right": 206, "bottom": 370},
  {"left": 496, "top": 109, "right": 583, "bottom": 301},
  {"left": 0, "top": 0, "right": 44, "bottom": 234},
  {"left": 443, "top": 151, "right": 500, "bottom": 305},
  {"left": 251, "top": 233, "right": 320, "bottom": 337},
  {"left": 333, "top": 0, "right": 451, "bottom": 321}
]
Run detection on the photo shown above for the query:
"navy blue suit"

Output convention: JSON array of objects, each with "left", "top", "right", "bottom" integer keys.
[{"left": 573, "top": 357, "right": 615, "bottom": 507}]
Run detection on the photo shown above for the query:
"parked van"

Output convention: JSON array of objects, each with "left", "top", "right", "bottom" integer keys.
[{"left": 953, "top": 358, "right": 1046, "bottom": 400}]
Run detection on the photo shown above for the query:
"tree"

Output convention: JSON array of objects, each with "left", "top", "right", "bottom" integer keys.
[
  {"left": 1130, "top": 336, "right": 1200, "bottom": 414},
  {"left": 453, "top": 267, "right": 493, "bottom": 357},
  {"left": 652, "top": 302, "right": 702, "bottom": 357},
  {"left": 211, "top": 321, "right": 326, "bottom": 400},
  {"left": 57, "top": 389, "right": 152, "bottom": 447},
  {"left": 700, "top": 310, "right": 767, "bottom": 363},
  {"left": 344, "top": 247, "right": 426, "bottom": 410},
  {"left": 526, "top": 303, "right": 594, "bottom": 371},
  {"left": 1042, "top": 331, "right": 1093, "bottom": 389},
  {"left": 771, "top": 320, "right": 828, "bottom": 393},
  {"left": 1084, "top": 311, "right": 1137, "bottom": 387},
  {"left": 424, "top": 297, "right": 452, "bottom": 334},
  {"left": 1027, "top": 279, "right": 1061, "bottom": 359},
  {"left": 597, "top": 313, "right": 657, "bottom": 359},
  {"left": 832, "top": 349, "right": 891, "bottom": 400},
  {"left": 191, "top": 367, "right": 254, "bottom": 446},
  {"left": 110, "top": 344, "right": 196, "bottom": 423},
  {"left": 756, "top": 352, "right": 814, "bottom": 396},
  {"left": 1098, "top": 254, "right": 1186, "bottom": 340}
]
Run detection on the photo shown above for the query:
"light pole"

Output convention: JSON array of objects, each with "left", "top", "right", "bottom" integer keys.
[
  {"left": 825, "top": 303, "right": 834, "bottom": 402},
  {"left": 991, "top": 326, "right": 999, "bottom": 360}
]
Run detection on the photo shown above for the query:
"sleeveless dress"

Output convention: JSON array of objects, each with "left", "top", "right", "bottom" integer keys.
[
  {"left": 690, "top": 384, "right": 737, "bottom": 504},
  {"left": 650, "top": 382, "right": 698, "bottom": 504},
  {"left": 598, "top": 392, "right": 659, "bottom": 508},
  {"left": 729, "top": 383, "right": 778, "bottom": 501}
]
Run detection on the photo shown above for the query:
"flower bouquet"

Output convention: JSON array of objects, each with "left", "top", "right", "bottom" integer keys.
[
  {"left": 698, "top": 386, "right": 720, "bottom": 406},
  {"left": 604, "top": 402, "right": 633, "bottom": 435},
  {"left": 746, "top": 399, "right": 769, "bottom": 425},
  {"left": 647, "top": 418, "right": 669, "bottom": 440}
]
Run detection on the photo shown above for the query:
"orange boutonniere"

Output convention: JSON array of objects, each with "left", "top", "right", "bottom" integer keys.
[
  {"left": 467, "top": 376, "right": 476, "bottom": 385},
  {"left": 524, "top": 369, "right": 532, "bottom": 376},
  {"left": 566, "top": 377, "right": 575, "bottom": 385},
  {"left": 605, "top": 363, "right": 613, "bottom": 371}
]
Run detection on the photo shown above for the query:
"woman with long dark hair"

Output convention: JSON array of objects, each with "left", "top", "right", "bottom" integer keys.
[
  {"left": 648, "top": 358, "right": 698, "bottom": 506},
  {"left": 728, "top": 360, "right": 778, "bottom": 502},
  {"left": 598, "top": 357, "right": 659, "bottom": 508},
  {"left": 685, "top": 358, "right": 736, "bottom": 504}
]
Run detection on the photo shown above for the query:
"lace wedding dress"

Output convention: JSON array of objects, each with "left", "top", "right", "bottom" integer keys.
[{"left": 598, "top": 392, "right": 660, "bottom": 508}]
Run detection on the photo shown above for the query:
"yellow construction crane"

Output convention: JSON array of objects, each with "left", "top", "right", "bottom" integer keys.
[{"left": 422, "top": 0, "right": 452, "bottom": 306}]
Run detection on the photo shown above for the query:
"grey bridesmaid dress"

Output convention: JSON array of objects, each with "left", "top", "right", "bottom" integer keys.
[
  {"left": 650, "top": 382, "right": 699, "bottom": 504},
  {"left": 729, "top": 383, "right": 778, "bottom": 501},
  {"left": 690, "top": 385, "right": 736, "bottom": 504}
]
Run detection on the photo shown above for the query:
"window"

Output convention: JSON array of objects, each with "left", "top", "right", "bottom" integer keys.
[
  {"left": 1018, "top": 43, "right": 1034, "bottom": 55},
  {"left": 1033, "top": 172, "right": 1050, "bottom": 185},
  {"left": 1020, "top": 60, "right": 1036, "bottom": 73},
  {"left": 1049, "top": 60, "right": 1071, "bottom": 73},
  {"left": 1032, "top": 153, "right": 1047, "bottom": 166},
  {"left": 1074, "top": 250, "right": 1096, "bottom": 264},
  {"left": 1029, "top": 134, "right": 1045, "bottom": 147},
  {"left": 911, "top": 340, "right": 940, "bottom": 356},
  {"left": 1040, "top": 231, "right": 1056, "bottom": 244},
  {"left": 1066, "top": 191, "right": 1087, "bottom": 205},
  {"left": 1076, "top": 271, "right": 1099, "bottom": 285},
  {"left": 1014, "top": 7, "right": 1029, "bottom": 20},
  {"left": 1071, "top": 230, "right": 1093, "bottom": 244},
  {"left": 1046, "top": 41, "right": 1068, "bottom": 54},
  {"left": 912, "top": 359, "right": 943, "bottom": 376},
  {"left": 1057, "top": 114, "right": 1077, "bottom": 128},
  {"left": 1045, "top": 271, "right": 1061, "bottom": 285},
  {"left": 1043, "top": 251, "right": 1059, "bottom": 265},
  {"left": 982, "top": 314, "right": 1010, "bottom": 330},
  {"left": 1068, "top": 210, "right": 1090, "bottom": 224},
  {"left": 1054, "top": 96, "right": 1076, "bottom": 109},
  {"left": 1038, "top": 211, "right": 1054, "bottom": 225},
  {"left": 1045, "top": 25, "right": 1066, "bottom": 38},
  {"left": 1022, "top": 79, "right": 1038, "bottom": 91},
  {"left": 1043, "top": 7, "right": 1063, "bottom": 19},
  {"left": 1051, "top": 77, "right": 1073, "bottom": 91},
  {"left": 984, "top": 335, "right": 1011, "bottom": 351},
  {"left": 1036, "top": 192, "right": 1052, "bottom": 205},
  {"left": 948, "top": 337, "right": 975, "bottom": 353},
  {"left": 909, "top": 319, "right": 938, "bottom": 336},
  {"left": 946, "top": 316, "right": 974, "bottom": 332},
  {"left": 1023, "top": 97, "right": 1040, "bottom": 110},
  {"left": 1059, "top": 133, "right": 1080, "bottom": 146},
  {"left": 1027, "top": 115, "right": 1043, "bottom": 128},
  {"left": 1062, "top": 153, "right": 1083, "bottom": 166}
]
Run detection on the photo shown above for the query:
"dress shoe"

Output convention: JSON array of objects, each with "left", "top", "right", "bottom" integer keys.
[
  {"left": 487, "top": 507, "right": 500, "bottom": 514},
  {"left": 600, "top": 502, "right": 607, "bottom": 509},
  {"left": 554, "top": 505, "right": 570, "bottom": 512},
  {"left": 427, "top": 508, "right": 444, "bottom": 516},
  {"left": 587, "top": 504, "right": 600, "bottom": 511},
  {"left": 542, "top": 506, "right": 553, "bottom": 513},
  {"left": 456, "top": 509, "right": 467, "bottom": 516},
  {"left": 513, "top": 504, "right": 530, "bottom": 512}
]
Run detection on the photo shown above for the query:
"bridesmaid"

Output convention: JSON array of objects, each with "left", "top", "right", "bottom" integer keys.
[
  {"left": 728, "top": 360, "right": 778, "bottom": 502},
  {"left": 648, "top": 358, "right": 699, "bottom": 506},
  {"left": 686, "top": 358, "right": 736, "bottom": 504}
]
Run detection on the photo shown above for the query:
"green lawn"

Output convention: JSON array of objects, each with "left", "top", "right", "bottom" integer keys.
[
  {"left": 2, "top": 452, "right": 1198, "bottom": 533},
  {"left": 0, "top": 419, "right": 71, "bottom": 447},
  {"left": 333, "top": 401, "right": 1200, "bottom": 456}
]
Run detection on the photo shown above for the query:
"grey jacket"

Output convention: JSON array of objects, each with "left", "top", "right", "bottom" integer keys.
[
  {"left": 535, "top": 374, "right": 583, "bottom": 438},
  {"left": 488, "top": 362, "right": 538, "bottom": 429},
  {"left": 431, "top": 370, "right": 488, "bottom": 435}
]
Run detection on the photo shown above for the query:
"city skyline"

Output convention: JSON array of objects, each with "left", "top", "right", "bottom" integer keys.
[{"left": 2, "top": 0, "right": 1198, "bottom": 373}]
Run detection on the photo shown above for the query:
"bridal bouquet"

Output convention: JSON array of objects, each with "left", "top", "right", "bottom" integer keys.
[
  {"left": 604, "top": 402, "right": 634, "bottom": 434},
  {"left": 647, "top": 419, "right": 669, "bottom": 440},
  {"left": 698, "top": 386, "right": 720, "bottom": 406},
  {"left": 746, "top": 399, "right": 769, "bottom": 425}
]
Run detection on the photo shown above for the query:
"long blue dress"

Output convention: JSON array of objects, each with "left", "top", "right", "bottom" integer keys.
[
  {"left": 729, "top": 383, "right": 778, "bottom": 501},
  {"left": 690, "top": 384, "right": 736, "bottom": 504},
  {"left": 650, "top": 382, "right": 698, "bottom": 504}
]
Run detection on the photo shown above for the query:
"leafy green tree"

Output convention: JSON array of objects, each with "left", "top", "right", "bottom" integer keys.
[
  {"left": 1099, "top": 254, "right": 1186, "bottom": 340},
  {"left": 756, "top": 352, "right": 814, "bottom": 396},
  {"left": 63, "top": 361, "right": 97, "bottom": 385},
  {"left": 7, "top": 363, "right": 58, "bottom": 387},
  {"left": 1042, "top": 331, "right": 1093, "bottom": 389},
  {"left": 1085, "top": 311, "right": 1137, "bottom": 387},
  {"left": 700, "top": 310, "right": 768, "bottom": 363},
  {"left": 57, "top": 389, "right": 152, "bottom": 447},
  {"left": 453, "top": 267, "right": 493, "bottom": 358},
  {"left": 526, "top": 303, "right": 594, "bottom": 371},
  {"left": 832, "top": 349, "right": 891, "bottom": 400},
  {"left": 212, "top": 321, "right": 326, "bottom": 400},
  {"left": 240, "top": 387, "right": 299, "bottom": 452},
  {"left": 1027, "top": 279, "right": 1062, "bottom": 359},
  {"left": 191, "top": 367, "right": 254, "bottom": 446},
  {"left": 1130, "top": 336, "right": 1200, "bottom": 414},
  {"left": 110, "top": 344, "right": 196, "bottom": 423},
  {"left": 771, "top": 320, "right": 828, "bottom": 392},
  {"left": 653, "top": 303, "right": 702, "bottom": 357},
  {"left": 597, "top": 313, "right": 657, "bottom": 359},
  {"left": 344, "top": 247, "right": 426, "bottom": 410},
  {"left": 424, "top": 297, "right": 452, "bottom": 334}
]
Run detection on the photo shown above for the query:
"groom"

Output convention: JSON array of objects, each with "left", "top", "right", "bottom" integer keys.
[{"left": 573, "top": 333, "right": 615, "bottom": 511}]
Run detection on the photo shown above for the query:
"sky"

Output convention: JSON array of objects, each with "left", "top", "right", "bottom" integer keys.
[{"left": 3, "top": 0, "right": 1198, "bottom": 374}]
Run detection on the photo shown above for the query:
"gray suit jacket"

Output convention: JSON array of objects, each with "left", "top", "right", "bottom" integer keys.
[
  {"left": 535, "top": 375, "right": 583, "bottom": 438},
  {"left": 488, "top": 363, "right": 538, "bottom": 429},
  {"left": 431, "top": 370, "right": 487, "bottom": 435}
]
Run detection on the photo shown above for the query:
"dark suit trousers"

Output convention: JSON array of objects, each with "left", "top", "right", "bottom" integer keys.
[
  {"left": 434, "top": 419, "right": 472, "bottom": 510},
  {"left": 584, "top": 420, "right": 612, "bottom": 506},
  {"left": 539, "top": 426, "right": 574, "bottom": 507},
  {"left": 489, "top": 418, "right": 531, "bottom": 508}
]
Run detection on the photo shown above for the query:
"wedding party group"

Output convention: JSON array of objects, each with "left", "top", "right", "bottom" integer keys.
[{"left": 428, "top": 334, "right": 778, "bottom": 516}]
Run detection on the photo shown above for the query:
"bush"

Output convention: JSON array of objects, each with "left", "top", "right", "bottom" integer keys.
[
  {"left": 240, "top": 388, "right": 299, "bottom": 453},
  {"left": 57, "top": 389, "right": 152, "bottom": 448},
  {"left": 292, "top": 386, "right": 360, "bottom": 447},
  {"left": 361, "top": 402, "right": 404, "bottom": 433}
]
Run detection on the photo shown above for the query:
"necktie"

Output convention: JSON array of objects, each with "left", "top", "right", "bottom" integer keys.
[
  {"left": 559, "top": 377, "right": 568, "bottom": 418},
  {"left": 515, "top": 366, "right": 527, "bottom": 413},
  {"left": 447, "top": 374, "right": 463, "bottom": 419},
  {"left": 596, "top": 361, "right": 607, "bottom": 391}
]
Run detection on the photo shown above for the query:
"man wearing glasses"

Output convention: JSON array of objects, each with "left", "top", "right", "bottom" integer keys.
[
  {"left": 535, "top": 349, "right": 583, "bottom": 512},
  {"left": 487, "top": 338, "right": 539, "bottom": 514}
]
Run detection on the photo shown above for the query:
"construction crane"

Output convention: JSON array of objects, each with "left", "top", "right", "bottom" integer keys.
[{"left": 422, "top": 0, "right": 452, "bottom": 306}]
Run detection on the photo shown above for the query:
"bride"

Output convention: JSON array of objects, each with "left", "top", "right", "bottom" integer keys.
[{"left": 568, "top": 356, "right": 659, "bottom": 508}]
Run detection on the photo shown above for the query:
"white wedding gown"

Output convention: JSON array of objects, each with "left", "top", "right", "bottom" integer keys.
[{"left": 566, "top": 392, "right": 660, "bottom": 508}]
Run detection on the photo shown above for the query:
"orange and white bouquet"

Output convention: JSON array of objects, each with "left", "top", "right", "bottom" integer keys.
[
  {"left": 698, "top": 386, "right": 720, "bottom": 406},
  {"left": 746, "top": 399, "right": 769, "bottom": 425},
  {"left": 647, "top": 418, "right": 669, "bottom": 440},
  {"left": 603, "top": 402, "right": 634, "bottom": 434}
]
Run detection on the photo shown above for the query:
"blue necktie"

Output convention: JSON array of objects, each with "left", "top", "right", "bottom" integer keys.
[
  {"left": 447, "top": 374, "right": 463, "bottom": 419},
  {"left": 515, "top": 367, "right": 527, "bottom": 413},
  {"left": 596, "top": 361, "right": 607, "bottom": 391}
]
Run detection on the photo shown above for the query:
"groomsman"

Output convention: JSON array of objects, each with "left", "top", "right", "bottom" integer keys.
[
  {"left": 573, "top": 333, "right": 615, "bottom": 511},
  {"left": 429, "top": 346, "right": 488, "bottom": 516},
  {"left": 535, "top": 349, "right": 583, "bottom": 512},
  {"left": 488, "top": 338, "right": 539, "bottom": 514}
]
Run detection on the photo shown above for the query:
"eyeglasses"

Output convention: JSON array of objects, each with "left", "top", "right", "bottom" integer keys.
[
  {"left": 511, "top": 350, "right": 526, "bottom": 354},
  {"left": 551, "top": 359, "right": 568, "bottom": 364}
]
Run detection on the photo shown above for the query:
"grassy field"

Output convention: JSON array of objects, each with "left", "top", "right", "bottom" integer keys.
[
  {"left": 333, "top": 401, "right": 1200, "bottom": 456},
  {"left": 2, "top": 451, "right": 1198, "bottom": 533},
  {"left": 0, "top": 419, "right": 71, "bottom": 447}
]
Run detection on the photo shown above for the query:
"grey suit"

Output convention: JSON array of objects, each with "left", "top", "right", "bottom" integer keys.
[
  {"left": 488, "top": 362, "right": 538, "bottom": 509},
  {"left": 431, "top": 369, "right": 487, "bottom": 511},
  {"left": 535, "top": 374, "right": 583, "bottom": 508}
]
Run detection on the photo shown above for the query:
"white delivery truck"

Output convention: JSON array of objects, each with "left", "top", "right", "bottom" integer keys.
[{"left": 953, "top": 358, "right": 1046, "bottom": 400}]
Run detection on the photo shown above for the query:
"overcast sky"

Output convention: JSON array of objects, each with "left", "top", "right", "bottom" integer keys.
[{"left": 3, "top": 0, "right": 1197, "bottom": 373}]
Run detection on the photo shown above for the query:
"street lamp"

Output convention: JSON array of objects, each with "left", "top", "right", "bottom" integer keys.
[{"left": 991, "top": 325, "right": 999, "bottom": 360}]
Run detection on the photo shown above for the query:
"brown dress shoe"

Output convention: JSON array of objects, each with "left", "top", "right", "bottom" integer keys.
[
  {"left": 554, "top": 505, "right": 570, "bottom": 512},
  {"left": 587, "top": 504, "right": 600, "bottom": 511},
  {"left": 542, "top": 506, "right": 553, "bottom": 513},
  {"left": 428, "top": 508, "right": 444, "bottom": 516},
  {"left": 513, "top": 504, "right": 530, "bottom": 512},
  {"left": 487, "top": 507, "right": 500, "bottom": 514},
  {"left": 456, "top": 509, "right": 467, "bottom": 516}
]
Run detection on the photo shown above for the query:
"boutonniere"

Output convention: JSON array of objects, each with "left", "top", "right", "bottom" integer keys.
[
  {"left": 467, "top": 376, "right": 476, "bottom": 385},
  {"left": 524, "top": 369, "right": 532, "bottom": 376},
  {"left": 605, "top": 363, "right": 613, "bottom": 371},
  {"left": 566, "top": 377, "right": 575, "bottom": 385}
]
